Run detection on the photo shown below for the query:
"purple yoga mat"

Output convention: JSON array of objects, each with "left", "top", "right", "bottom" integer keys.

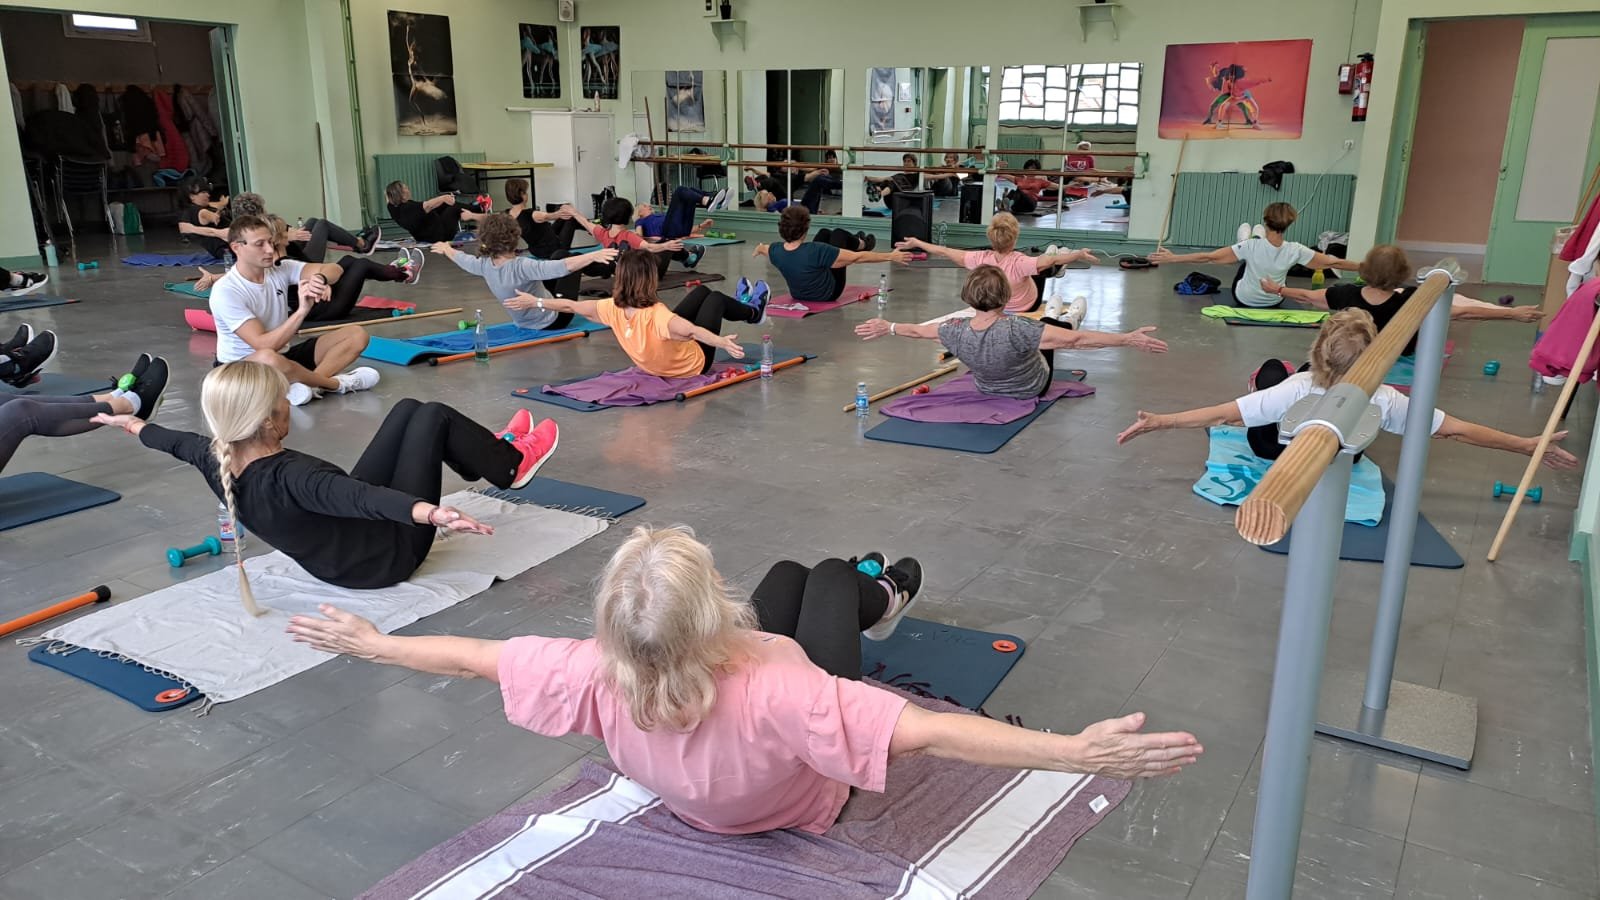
[
  {"left": 766, "top": 285, "right": 876, "bottom": 319},
  {"left": 881, "top": 373, "right": 1095, "bottom": 424},
  {"left": 544, "top": 366, "right": 735, "bottom": 405},
  {"left": 361, "top": 686, "right": 1129, "bottom": 900}
]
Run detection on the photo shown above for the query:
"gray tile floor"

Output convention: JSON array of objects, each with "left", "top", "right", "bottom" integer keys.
[{"left": 0, "top": 228, "right": 1591, "bottom": 898}]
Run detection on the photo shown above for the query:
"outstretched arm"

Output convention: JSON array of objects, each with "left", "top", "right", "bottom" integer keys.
[
  {"left": 1149, "top": 246, "right": 1238, "bottom": 266},
  {"left": 1040, "top": 324, "right": 1167, "bottom": 353},
  {"left": 835, "top": 248, "right": 909, "bottom": 268},
  {"left": 287, "top": 604, "right": 505, "bottom": 680},
  {"left": 510, "top": 291, "right": 601, "bottom": 317},
  {"left": 667, "top": 314, "right": 742, "bottom": 356},
  {"left": 1308, "top": 252, "right": 1361, "bottom": 272},
  {"left": 1450, "top": 294, "right": 1543, "bottom": 323},
  {"left": 1260, "top": 280, "right": 1329, "bottom": 308},
  {"left": 854, "top": 318, "right": 940, "bottom": 341},
  {"left": 1435, "top": 415, "right": 1579, "bottom": 469},
  {"left": 895, "top": 237, "right": 966, "bottom": 263},
  {"left": 1116, "top": 401, "right": 1244, "bottom": 444},
  {"left": 889, "top": 704, "right": 1202, "bottom": 780}
]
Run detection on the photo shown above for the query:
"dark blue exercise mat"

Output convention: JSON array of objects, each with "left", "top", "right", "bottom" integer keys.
[
  {"left": 863, "top": 370, "right": 1088, "bottom": 455},
  {"left": 362, "top": 318, "right": 608, "bottom": 366},
  {"left": 0, "top": 294, "right": 76, "bottom": 312},
  {"left": 860, "top": 617, "right": 1026, "bottom": 711},
  {"left": 0, "top": 373, "right": 114, "bottom": 396},
  {"left": 0, "top": 472, "right": 120, "bottom": 531},
  {"left": 28, "top": 643, "right": 201, "bottom": 712},
  {"left": 1262, "top": 477, "right": 1464, "bottom": 568},
  {"left": 1223, "top": 318, "right": 1324, "bottom": 329},
  {"left": 479, "top": 477, "right": 645, "bottom": 519}
]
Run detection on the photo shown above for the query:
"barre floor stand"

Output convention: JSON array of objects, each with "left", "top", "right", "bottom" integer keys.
[
  {"left": 1313, "top": 269, "right": 1478, "bottom": 770},
  {"left": 1246, "top": 395, "right": 1378, "bottom": 900}
]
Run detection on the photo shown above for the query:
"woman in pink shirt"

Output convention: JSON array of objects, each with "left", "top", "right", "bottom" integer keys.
[
  {"left": 896, "top": 213, "right": 1095, "bottom": 313},
  {"left": 287, "top": 526, "right": 1201, "bottom": 836}
]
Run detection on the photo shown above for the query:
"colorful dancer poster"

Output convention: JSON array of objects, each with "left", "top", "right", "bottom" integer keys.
[
  {"left": 1158, "top": 40, "right": 1312, "bottom": 140},
  {"left": 580, "top": 26, "right": 621, "bottom": 100},
  {"left": 519, "top": 24, "right": 560, "bottom": 99},
  {"left": 388, "top": 11, "right": 457, "bottom": 136}
]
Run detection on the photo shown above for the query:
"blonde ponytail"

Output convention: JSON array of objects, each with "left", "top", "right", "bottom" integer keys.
[{"left": 201, "top": 361, "right": 289, "bottom": 618}]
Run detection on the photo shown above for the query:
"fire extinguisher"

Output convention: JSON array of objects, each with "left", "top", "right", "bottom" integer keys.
[{"left": 1351, "top": 53, "right": 1374, "bottom": 122}]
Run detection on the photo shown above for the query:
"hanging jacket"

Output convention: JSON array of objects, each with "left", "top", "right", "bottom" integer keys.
[
  {"left": 176, "top": 86, "right": 217, "bottom": 170},
  {"left": 1529, "top": 277, "right": 1600, "bottom": 382},
  {"left": 119, "top": 85, "right": 159, "bottom": 148},
  {"left": 153, "top": 88, "right": 189, "bottom": 171},
  {"left": 1560, "top": 192, "right": 1600, "bottom": 263}
]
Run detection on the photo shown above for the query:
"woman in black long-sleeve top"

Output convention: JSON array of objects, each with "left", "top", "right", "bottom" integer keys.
[{"left": 96, "top": 361, "right": 559, "bottom": 614}]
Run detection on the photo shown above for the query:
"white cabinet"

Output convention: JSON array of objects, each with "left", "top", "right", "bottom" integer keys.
[{"left": 522, "top": 110, "right": 616, "bottom": 206}]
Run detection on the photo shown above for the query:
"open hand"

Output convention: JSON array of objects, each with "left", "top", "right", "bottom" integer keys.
[
  {"left": 434, "top": 506, "right": 494, "bottom": 534},
  {"left": 753, "top": 243, "right": 770, "bottom": 258},
  {"left": 887, "top": 250, "right": 910, "bottom": 266},
  {"left": 1124, "top": 326, "right": 1168, "bottom": 353},
  {"left": 1148, "top": 248, "right": 1175, "bottom": 264},
  {"left": 721, "top": 335, "right": 744, "bottom": 357},
  {"left": 1537, "top": 431, "right": 1579, "bottom": 471},
  {"left": 429, "top": 241, "right": 454, "bottom": 255},
  {"left": 1116, "top": 410, "right": 1163, "bottom": 445},
  {"left": 286, "top": 604, "right": 381, "bottom": 658},
  {"left": 506, "top": 291, "right": 540, "bottom": 311},
  {"left": 855, "top": 318, "right": 892, "bottom": 340},
  {"left": 91, "top": 412, "right": 141, "bottom": 433},
  {"left": 1070, "top": 712, "right": 1203, "bottom": 779},
  {"left": 437, "top": 193, "right": 457, "bottom": 205},
  {"left": 587, "top": 247, "right": 619, "bottom": 265},
  {"left": 194, "top": 267, "right": 220, "bottom": 292},
  {"left": 661, "top": 239, "right": 685, "bottom": 252},
  {"left": 1512, "top": 306, "right": 1543, "bottom": 323}
]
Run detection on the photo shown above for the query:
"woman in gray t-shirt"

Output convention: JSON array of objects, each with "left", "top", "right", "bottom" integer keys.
[{"left": 854, "top": 265, "right": 1168, "bottom": 399}]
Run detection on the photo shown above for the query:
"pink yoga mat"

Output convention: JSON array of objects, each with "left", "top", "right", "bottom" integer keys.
[
  {"left": 182, "top": 296, "right": 417, "bottom": 332},
  {"left": 766, "top": 284, "right": 877, "bottom": 319}
]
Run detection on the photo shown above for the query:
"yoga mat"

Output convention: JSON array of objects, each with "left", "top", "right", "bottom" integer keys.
[
  {"left": 881, "top": 373, "right": 1094, "bottom": 425},
  {"left": 0, "top": 473, "right": 120, "bottom": 532},
  {"left": 0, "top": 373, "right": 114, "bottom": 396},
  {"left": 684, "top": 236, "right": 743, "bottom": 247},
  {"left": 767, "top": 284, "right": 877, "bottom": 319},
  {"left": 1193, "top": 426, "right": 1385, "bottom": 525},
  {"left": 185, "top": 297, "right": 418, "bottom": 333},
  {"left": 864, "top": 372, "right": 1089, "bottom": 454},
  {"left": 28, "top": 644, "right": 200, "bottom": 712},
  {"left": 33, "top": 492, "right": 608, "bottom": 706},
  {"left": 514, "top": 344, "right": 811, "bottom": 411},
  {"left": 581, "top": 270, "right": 724, "bottom": 295},
  {"left": 1202, "top": 305, "right": 1329, "bottom": 328},
  {"left": 362, "top": 318, "right": 607, "bottom": 366},
  {"left": 122, "top": 252, "right": 225, "bottom": 267},
  {"left": 0, "top": 294, "right": 76, "bottom": 312},
  {"left": 163, "top": 281, "right": 209, "bottom": 299},
  {"left": 1385, "top": 340, "right": 1455, "bottom": 389},
  {"left": 361, "top": 690, "right": 1127, "bottom": 900},
  {"left": 478, "top": 477, "right": 645, "bottom": 520},
  {"left": 860, "top": 617, "right": 1025, "bottom": 711},
  {"left": 1262, "top": 476, "right": 1463, "bottom": 569}
]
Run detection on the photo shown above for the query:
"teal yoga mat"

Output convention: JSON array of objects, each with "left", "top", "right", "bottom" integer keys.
[
  {"left": 362, "top": 318, "right": 608, "bottom": 365},
  {"left": 0, "top": 294, "right": 75, "bottom": 312},
  {"left": 163, "top": 281, "right": 209, "bottom": 299},
  {"left": 860, "top": 617, "right": 1025, "bottom": 710},
  {"left": 684, "top": 236, "right": 743, "bottom": 246}
]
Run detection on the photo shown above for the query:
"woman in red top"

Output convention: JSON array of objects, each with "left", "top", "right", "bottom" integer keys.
[{"left": 571, "top": 197, "right": 689, "bottom": 278}]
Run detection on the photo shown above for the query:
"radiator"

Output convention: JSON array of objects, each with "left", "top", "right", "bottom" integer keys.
[
  {"left": 372, "top": 152, "right": 485, "bottom": 224},
  {"left": 1167, "top": 173, "right": 1355, "bottom": 248}
]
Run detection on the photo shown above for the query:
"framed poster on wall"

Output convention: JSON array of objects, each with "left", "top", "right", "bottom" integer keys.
[
  {"left": 1158, "top": 40, "right": 1312, "bottom": 140},
  {"left": 389, "top": 10, "right": 457, "bottom": 136},
  {"left": 580, "top": 26, "right": 621, "bottom": 100},
  {"left": 666, "top": 70, "right": 705, "bottom": 132},
  {"left": 519, "top": 24, "right": 560, "bottom": 99}
]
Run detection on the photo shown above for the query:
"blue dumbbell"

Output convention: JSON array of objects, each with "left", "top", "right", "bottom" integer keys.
[
  {"left": 1483, "top": 360, "right": 1500, "bottom": 376},
  {"left": 167, "top": 535, "right": 223, "bottom": 567},
  {"left": 1492, "top": 481, "right": 1542, "bottom": 503}
]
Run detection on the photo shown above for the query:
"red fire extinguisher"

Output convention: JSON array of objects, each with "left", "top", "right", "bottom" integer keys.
[{"left": 1351, "top": 53, "right": 1374, "bottom": 122}]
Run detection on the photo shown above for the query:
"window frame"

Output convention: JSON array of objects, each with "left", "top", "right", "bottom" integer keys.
[
  {"left": 996, "top": 62, "right": 1141, "bottom": 129},
  {"left": 62, "top": 13, "right": 152, "bottom": 43}
]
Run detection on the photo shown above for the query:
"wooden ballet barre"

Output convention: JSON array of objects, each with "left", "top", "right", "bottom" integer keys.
[
  {"left": 297, "top": 307, "right": 463, "bottom": 336},
  {"left": 865, "top": 145, "right": 1145, "bottom": 159},
  {"left": 1235, "top": 272, "right": 1453, "bottom": 546},
  {"left": 841, "top": 362, "right": 961, "bottom": 412}
]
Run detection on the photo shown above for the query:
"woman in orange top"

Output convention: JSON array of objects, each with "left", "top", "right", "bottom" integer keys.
[{"left": 521, "top": 250, "right": 766, "bottom": 377}]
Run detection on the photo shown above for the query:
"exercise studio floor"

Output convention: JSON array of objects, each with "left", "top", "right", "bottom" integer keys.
[{"left": 0, "top": 231, "right": 1591, "bottom": 899}]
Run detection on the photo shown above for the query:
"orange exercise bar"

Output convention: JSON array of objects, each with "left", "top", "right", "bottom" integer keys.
[
  {"left": 676, "top": 355, "right": 807, "bottom": 401},
  {"left": 427, "top": 330, "right": 586, "bottom": 366},
  {"left": 0, "top": 585, "right": 110, "bottom": 638}
]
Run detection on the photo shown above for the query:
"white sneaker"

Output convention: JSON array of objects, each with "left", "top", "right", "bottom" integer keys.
[
  {"left": 1251, "top": 224, "right": 1266, "bottom": 239},
  {"left": 1236, "top": 223, "right": 1251, "bottom": 243},
  {"left": 286, "top": 382, "right": 317, "bottom": 406},
  {"left": 710, "top": 187, "right": 729, "bottom": 211},
  {"left": 335, "top": 366, "right": 381, "bottom": 394},
  {"left": 1064, "top": 295, "right": 1087, "bottom": 330}
]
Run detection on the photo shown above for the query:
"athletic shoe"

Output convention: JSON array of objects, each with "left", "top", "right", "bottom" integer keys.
[
  {"left": 475, "top": 193, "right": 493, "bottom": 213},
  {"left": 1063, "top": 295, "right": 1087, "bottom": 331},
  {"left": 2, "top": 329, "right": 55, "bottom": 387},
  {"left": 1251, "top": 224, "right": 1266, "bottom": 239},
  {"left": 501, "top": 408, "right": 534, "bottom": 440},
  {"left": 863, "top": 556, "right": 923, "bottom": 642},
  {"left": 683, "top": 244, "right": 705, "bottom": 270},
  {"left": 850, "top": 551, "right": 887, "bottom": 578},
  {"left": 509, "top": 418, "right": 559, "bottom": 489},
  {"left": 115, "top": 352, "right": 152, "bottom": 392},
  {"left": 4, "top": 271, "right": 48, "bottom": 295},
  {"left": 131, "top": 356, "right": 169, "bottom": 421},
  {"left": 746, "top": 280, "right": 771, "bottom": 324},
  {"left": 857, "top": 232, "right": 877, "bottom": 252},
  {"left": 286, "top": 382, "right": 317, "bottom": 406},
  {"left": 709, "top": 187, "right": 729, "bottom": 211},
  {"left": 356, "top": 224, "right": 382, "bottom": 255},
  {"left": 400, "top": 248, "right": 425, "bottom": 284},
  {"left": 735, "top": 276, "right": 752, "bottom": 305},
  {"left": 1236, "top": 223, "right": 1252, "bottom": 243},
  {"left": 2, "top": 324, "right": 33, "bottom": 354},
  {"left": 334, "top": 366, "right": 381, "bottom": 394}
]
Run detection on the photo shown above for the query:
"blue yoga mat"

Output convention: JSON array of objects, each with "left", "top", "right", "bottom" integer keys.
[
  {"left": 1262, "top": 477, "right": 1463, "bottom": 568},
  {"left": 863, "top": 371, "right": 1087, "bottom": 454},
  {"left": 0, "top": 472, "right": 120, "bottom": 531},
  {"left": 860, "top": 617, "right": 1025, "bottom": 711},
  {"left": 28, "top": 644, "right": 200, "bottom": 711},
  {"left": 479, "top": 477, "right": 645, "bottom": 519},
  {"left": 122, "top": 252, "right": 225, "bottom": 267},
  {"left": 163, "top": 281, "right": 209, "bottom": 299},
  {"left": 0, "top": 373, "right": 113, "bottom": 397},
  {"left": 0, "top": 294, "right": 75, "bottom": 312},
  {"left": 362, "top": 318, "right": 608, "bottom": 365},
  {"left": 514, "top": 344, "right": 811, "bottom": 412}
]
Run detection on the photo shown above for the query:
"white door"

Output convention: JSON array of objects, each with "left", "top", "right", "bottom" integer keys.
[{"left": 573, "top": 115, "right": 615, "bottom": 203}]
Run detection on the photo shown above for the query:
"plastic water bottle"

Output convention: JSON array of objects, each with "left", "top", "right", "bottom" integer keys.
[
  {"left": 1311, "top": 268, "right": 1325, "bottom": 289},
  {"left": 43, "top": 239, "right": 57, "bottom": 268},
  {"left": 855, "top": 382, "right": 869, "bottom": 417},
  {"left": 877, "top": 273, "right": 888, "bottom": 316},
  {"left": 760, "top": 334, "right": 773, "bottom": 378},
  {"left": 217, "top": 501, "right": 244, "bottom": 546},
  {"left": 473, "top": 309, "right": 489, "bottom": 362}
]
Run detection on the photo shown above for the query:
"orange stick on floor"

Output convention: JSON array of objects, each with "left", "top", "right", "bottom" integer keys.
[
  {"left": 0, "top": 585, "right": 110, "bottom": 638},
  {"left": 677, "top": 355, "right": 807, "bottom": 401},
  {"left": 427, "top": 330, "right": 586, "bottom": 366}
]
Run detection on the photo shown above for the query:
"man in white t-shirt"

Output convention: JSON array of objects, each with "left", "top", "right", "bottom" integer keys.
[
  {"left": 209, "top": 215, "right": 379, "bottom": 406},
  {"left": 1149, "top": 202, "right": 1359, "bottom": 308}
]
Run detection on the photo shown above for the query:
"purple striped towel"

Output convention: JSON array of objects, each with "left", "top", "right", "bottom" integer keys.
[
  {"left": 881, "top": 373, "right": 1095, "bottom": 424},
  {"left": 361, "top": 688, "right": 1129, "bottom": 899}
]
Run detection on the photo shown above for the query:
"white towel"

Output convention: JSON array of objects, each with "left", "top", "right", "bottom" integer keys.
[{"left": 38, "top": 492, "right": 606, "bottom": 704}]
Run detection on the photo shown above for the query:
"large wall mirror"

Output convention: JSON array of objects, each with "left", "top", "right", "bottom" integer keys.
[
  {"left": 856, "top": 66, "right": 987, "bottom": 227},
  {"left": 732, "top": 68, "right": 845, "bottom": 212},
  {"left": 629, "top": 69, "right": 729, "bottom": 203}
]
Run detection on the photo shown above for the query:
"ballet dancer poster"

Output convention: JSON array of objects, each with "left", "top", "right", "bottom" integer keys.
[
  {"left": 519, "top": 24, "right": 560, "bottom": 100},
  {"left": 581, "top": 26, "right": 621, "bottom": 100},
  {"left": 666, "top": 70, "right": 705, "bottom": 132},
  {"left": 1158, "top": 40, "right": 1311, "bottom": 140},
  {"left": 388, "top": 11, "right": 457, "bottom": 136}
]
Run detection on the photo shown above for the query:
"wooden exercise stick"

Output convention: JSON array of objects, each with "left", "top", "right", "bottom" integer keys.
[
  {"left": 842, "top": 362, "right": 961, "bottom": 412},
  {"left": 678, "top": 355, "right": 807, "bottom": 401},
  {"left": 427, "top": 329, "right": 585, "bottom": 366},
  {"left": 0, "top": 585, "right": 110, "bottom": 639},
  {"left": 1486, "top": 311, "right": 1600, "bottom": 561},
  {"left": 297, "top": 307, "right": 463, "bottom": 336}
]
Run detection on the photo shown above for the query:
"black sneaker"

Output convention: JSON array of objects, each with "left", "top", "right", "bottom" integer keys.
[
  {"left": 2, "top": 324, "right": 32, "bottom": 355},
  {"left": 356, "top": 224, "right": 382, "bottom": 255},
  {"left": 864, "top": 556, "right": 923, "bottom": 641},
  {"left": 849, "top": 552, "right": 887, "bottom": 577},
  {"left": 857, "top": 232, "right": 877, "bottom": 252},
  {"left": 115, "top": 353, "right": 152, "bottom": 391},
  {"left": 131, "top": 356, "right": 169, "bottom": 420},
  {"left": 683, "top": 244, "right": 705, "bottom": 270},
  {"left": 3, "top": 330, "right": 55, "bottom": 387},
  {"left": 6, "top": 272, "right": 48, "bottom": 296}
]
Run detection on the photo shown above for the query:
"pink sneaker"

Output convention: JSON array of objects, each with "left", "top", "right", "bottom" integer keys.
[
  {"left": 501, "top": 408, "right": 534, "bottom": 440},
  {"left": 509, "top": 418, "right": 559, "bottom": 489}
]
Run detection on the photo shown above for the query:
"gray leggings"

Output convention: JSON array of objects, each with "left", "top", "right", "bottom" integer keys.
[{"left": 0, "top": 394, "right": 109, "bottom": 472}]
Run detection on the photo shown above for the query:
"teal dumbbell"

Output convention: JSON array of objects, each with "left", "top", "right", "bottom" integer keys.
[
  {"left": 167, "top": 535, "right": 223, "bottom": 567},
  {"left": 76, "top": 261, "right": 99, "bottom": 270},
  {"left": 1492, "top": 481, "right": 1542, "bottom": 503},
  {"left": 390, "top": 308, "right": 415, "bottom": 318},
  {"left": 1483, "top": 360, "right": 1500, "bottom": 376}
]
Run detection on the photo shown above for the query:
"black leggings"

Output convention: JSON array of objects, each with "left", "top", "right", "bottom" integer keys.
[
  {"left": 294, "top": 256, "right": 409, "bottom": 322},
  {"left": 752, "top": 558, "right": 889, "bottom": 680},
  {"left": 675, "top": 286, "right": 759, "bottom": 373},
  {"left": 1027, "top": 262, "right": 1068, "bottom": 313},
  {"left": 1037, "top": 315, "right": 1070, "bottom": 385},
  {"left": 810, "top": 228, "right": 860, "bottom": 302},
  {"left": 290, "top": 218, "right": 365, "bottom": 263},
  {"left": 582, "top": 251, "right": 672, "bottom": 282},
  {"left": 0, "top": 394, "right": 110, "bottom": 472},
  {"left": 1246, "top": 358, "right": 1309, "bottom": 460},
  {"left": 348, "top": 399, "right": 523, "bottom": 565},
  {"left": 519, "top": 212, "right": 581, "bottom": 260}
]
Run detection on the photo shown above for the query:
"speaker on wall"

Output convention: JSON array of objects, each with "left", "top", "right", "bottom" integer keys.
[
  {"left": 558, "top": 0, "right": 576, "bottom": 22},
  {"left": 889, "top": 190, "right": 932, "bottom": 245}
]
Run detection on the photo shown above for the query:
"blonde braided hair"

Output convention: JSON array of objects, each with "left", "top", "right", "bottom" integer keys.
[{"left": 201, "top": 362, "right": 289, "bottom": 617}]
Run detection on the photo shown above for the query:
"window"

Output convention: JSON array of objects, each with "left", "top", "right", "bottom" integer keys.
[
  {"left": 63, "top": 13, "right": 151, "bottom": 42},
  {"left": 998, "top": 63, "right": 1140, "bottom": 126}
]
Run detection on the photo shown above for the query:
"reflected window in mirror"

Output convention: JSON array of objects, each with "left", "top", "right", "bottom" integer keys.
[{"left": 998, "top": 63, "right": 1141, "bottom": 125}]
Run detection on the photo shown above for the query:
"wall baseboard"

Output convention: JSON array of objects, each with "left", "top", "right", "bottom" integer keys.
[{"left": 1394, "top": 240, "right": 1487, "bottom": 256}]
